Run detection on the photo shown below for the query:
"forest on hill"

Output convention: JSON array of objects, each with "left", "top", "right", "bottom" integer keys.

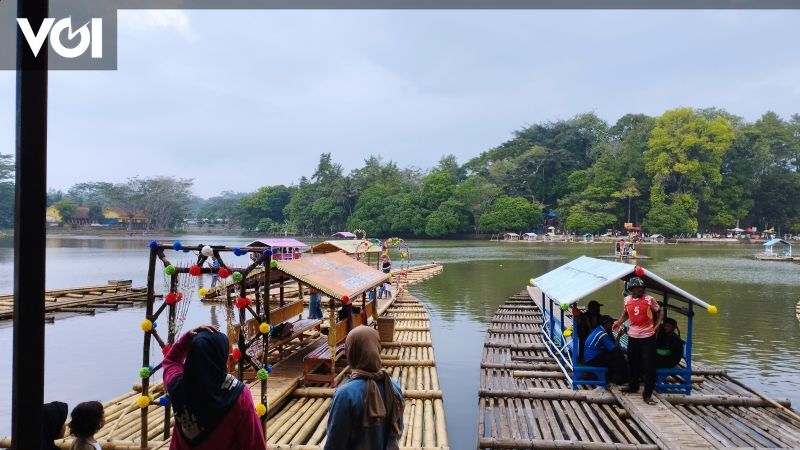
[{"left": 3, "top": 107, "right": 799, "bottom": 236}]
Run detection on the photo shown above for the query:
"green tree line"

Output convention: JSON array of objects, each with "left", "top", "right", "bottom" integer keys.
[{"left": 2, "top": 107, "right": 799, "bottom": 236}]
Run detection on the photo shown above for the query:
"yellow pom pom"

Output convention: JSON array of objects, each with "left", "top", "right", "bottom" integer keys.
[
  {"left": 136, "top": 395, "right": 150, "bottom": 409},
  {"left": 198, "top": 288, "right": 208, "bottom": 298},
  {"left": 259, "top": 323, "right": 271, "bottom": 334},
  {"left": 140, "top": 319, "right": 153, "bottom": 332},
  {"left": 562, "top": 326, "right": 573, "bottom": 337},
  {"left": 529, "top": 278, "right": 535, "bottom": 286},
  {"left": 255, "top": 403, "right": 267, "bottom": 416},
  {"left": 707, "top": 305, "right": 718, "bottom": 315}
]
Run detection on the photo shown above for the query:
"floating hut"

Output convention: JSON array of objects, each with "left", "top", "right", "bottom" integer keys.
[
  {"left": 245, "top": 238, "right": 308, "bottom": 261},
  {"left": 330, "top": 231, "right": 357, "bottom": 239},
  {"left": 648, "top": 234, "right": 665, "bottom": 244},
  {"left": 478, "top": 256, "right": 800, "bottom": 449},
  {"left": 503, "top": 233, "right": 520, "bottom": 242},
  {"left": 523, "top": 232, "right": 538, "bottom": 241},
  {"left": 755, "top": 238, "right": 797, "bottom": 261}
]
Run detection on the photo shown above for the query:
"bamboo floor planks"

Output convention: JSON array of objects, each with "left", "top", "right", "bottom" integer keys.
[{"left": 478, "top": 291, "right": 800, "bottom": 450}]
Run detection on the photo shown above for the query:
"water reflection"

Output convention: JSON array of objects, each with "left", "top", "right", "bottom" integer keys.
[{"left": 0, "top": 237, "right": 798, "bottom": 448}]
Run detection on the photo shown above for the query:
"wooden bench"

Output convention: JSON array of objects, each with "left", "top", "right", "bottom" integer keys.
[{"left": 303, "top": 319, "right": 348, "bottom": 385}]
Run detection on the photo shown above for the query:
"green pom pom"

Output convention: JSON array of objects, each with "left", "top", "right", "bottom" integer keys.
[
  {"left": 561, "top": 303, "right": 569, "bottom": 311},
  {"left": 232, "top": 271, "right": 243, "bottom": 282},
  {"left": 257, "top": 368, "right": 269, "bottom": 380},
  {"left": 270, "top": 260, "right": 278, "bottom": 269},
  {"left": 139, "top": 367, "right": 151, "bottom": 378},
  {"left": 164, "top": 265, "right": 177, "bottom": 276}
]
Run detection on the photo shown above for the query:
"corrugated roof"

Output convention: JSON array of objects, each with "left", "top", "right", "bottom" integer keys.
[
  {"left": 332, "top": 231, "right": 356, "bottom": 238},
  {"left": 309, "top": 240, "right": 382, "bottom": 255},
  {"left": 246, "top": 238, "right": 308, "bottom": 248},
  {"left": 530, "top": 255, "right": 712, "bottom": 309},
  {"left": 274, "top": 252, "right": 388, "bottom": 300}
]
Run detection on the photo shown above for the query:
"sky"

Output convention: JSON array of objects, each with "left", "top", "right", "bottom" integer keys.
[{"left": 2, "top": 10, "right": 800, "bottom": 197}]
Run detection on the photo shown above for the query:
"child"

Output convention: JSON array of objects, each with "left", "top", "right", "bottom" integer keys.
[
  {"left": 69, "top": 401, "right": 105, "bottom": 450},
  {"left": 309, "top": 287, "right": 323, "bottom": 320}
]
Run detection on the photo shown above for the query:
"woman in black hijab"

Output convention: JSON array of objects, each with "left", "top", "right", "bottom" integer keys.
[{"left": 42, "top": 401, "right": 68, "bottom": 450}]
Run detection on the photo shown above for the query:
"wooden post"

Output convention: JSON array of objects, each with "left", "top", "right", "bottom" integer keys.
[
  {"left": 12, "top": 1, "right": 48, "bottom": 446},
  {"left": 260, "top": 258, "right": 270, "bottom": 432},
  {"left": 141, "top": 248, "right": 157, "bottom": 447},
  {"left": 164, "top": 272, "right": 177, "bottom": 439},
  {"left": 279, "top": 280, "right": 285, "bottom": 307},
  {"left": 237, "top": 276, "right": 246, "bottom": 381},
  {"left": 362, "top": 293, "right": 367, "bottom": 325}
]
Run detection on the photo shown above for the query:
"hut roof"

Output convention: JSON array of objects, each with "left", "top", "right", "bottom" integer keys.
[
  {"left": 504, "top": 232, "right": 520, "bottom": 237},
  {"left": 309, "top": 240, "right": 382, "bottom": 255},
  {"left": 246, "top": 238, "right": 308, "bottom": 249},
  {"left": 331, "top": 231, "right": 356, "bottom": 239},
  {"left": 73, "top": 207, "right": 89, "bottom": 220},
  {"left": 529, "top": 255, "right": 711, "bottom": 309},
  {"left": 274, "top": 252, "right": 388, "bottom": 300},
  {"left": 763, "top": 238, "right": 791, "bottom": 248}
]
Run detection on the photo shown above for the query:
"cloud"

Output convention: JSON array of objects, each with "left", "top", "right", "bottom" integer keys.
[{"left": 119, "top": 10, "right": 194, "bottom": 41}]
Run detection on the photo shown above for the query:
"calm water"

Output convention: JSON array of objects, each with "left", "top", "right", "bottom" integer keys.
[{"left": 1, "top": 236, "right": 799, "bottom": 449}]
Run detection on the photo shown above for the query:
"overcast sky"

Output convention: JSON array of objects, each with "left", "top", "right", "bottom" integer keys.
[{"left": 2, "top": 10, "right": 800, "bottom": 197}]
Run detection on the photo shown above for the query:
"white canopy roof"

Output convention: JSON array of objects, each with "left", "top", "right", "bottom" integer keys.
[{"left": 529, "top": 255, "right": 711, "bottom": 309}]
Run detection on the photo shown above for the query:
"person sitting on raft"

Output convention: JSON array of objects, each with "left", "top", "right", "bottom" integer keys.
[
  {"left": 655, "top": 317, "right": 685, "bottom": 369},
  {"left": 164, "top": 325, "right": 266, "bottom": 450},
  {"left": 325, "top": 325, "right": 404, "bottom": 450},
  {"left": 583, "top": 315, "right": 628, "bottom": 384},
  {"left": 42, "top": 401, "right": 68, "bottom": 450},
  {"left": 577, "top": 300, "right": 603, "bottom": 359}
]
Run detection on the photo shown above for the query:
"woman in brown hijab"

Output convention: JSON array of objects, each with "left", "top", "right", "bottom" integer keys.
[{"left": 324, "top": 325, "right": 404, "bottom": 450}]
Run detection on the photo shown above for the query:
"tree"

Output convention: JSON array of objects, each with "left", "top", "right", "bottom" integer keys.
[
  {"left": 424, "top": 200, "right": 470, "bottom": 237},
  {"left": 478, "top": 196, "right": 542, "bottom": 233},
  {"left": 453, "top": 175, "right": 502, "bottom": 233},
  {"left": 421, "top": 171, "right": 455, "bottom": 210},
  {"left": 642, "top": 203, "right": 693, "bottom": 236},
  {"left": 0, "top": 154, "right": 13, "bottom": 228},
  {"left": 238, "top": 186, "right": 291, "bottom": 230},
  {"left": 612, "top": 178, "right": 640, "bottom": 223},
  {"left": 66, "top": 182, "right": 115, "bottom": 207},
  {"left": 53, "top": 199, "right": 78, "bottom": 225},
  {"left": 124, "top": 177, "right": 194, "bottom": 230},
  {"left": 435, "top": 154, "right": 466, "bottom": 183}
]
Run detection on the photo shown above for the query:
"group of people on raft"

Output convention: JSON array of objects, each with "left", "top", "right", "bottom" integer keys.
[{"left": 577, "top": 277, "right": 685, "bottom": 405}]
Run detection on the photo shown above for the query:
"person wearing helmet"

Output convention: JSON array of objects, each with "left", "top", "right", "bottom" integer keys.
[{"left": 613, "top": 276, "right": 663, "bottom": 405}]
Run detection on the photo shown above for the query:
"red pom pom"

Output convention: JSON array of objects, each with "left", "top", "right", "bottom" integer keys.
[
  {"left": 235, "top": 297, "right": 248, "bottom": 309},
  {"left": 162, "top": 345, "right": 172, "bottom": 356},
  {"left": 165, "top": 292, "right": 177, "bottom": 305},
  {"left": 176, "top": 292, "right": 183, "bottom": 301},
  {"left": 571, "top": 306, "right": 581, "bottom": 317},
  {"left": 188, "top": 264, "right": 202, "bottom": 276},
  {"left": 634, "top": 266, "right": 645, "bottom": 277},
  {"left": 341, "top": 295, "right": 350, "bottom": 304},
  {"left": 231, "top": 348, "right": 242, "bottom": 361},
  {"left": 218, "top": 267, "right": 230, "bottom": 279}
]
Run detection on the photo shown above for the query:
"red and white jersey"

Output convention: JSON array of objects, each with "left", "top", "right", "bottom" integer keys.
[{"left": 624, "top": 294, "right": 660, "bottom": 338}]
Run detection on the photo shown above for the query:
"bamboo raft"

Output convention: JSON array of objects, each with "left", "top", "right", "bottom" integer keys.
[
  {"left": 0, "top": 280, "right": 147, "bottom": 322},
  {"left": 596, "top": 255, "right": 652, "bottom": 261},
  {"left": 478, "top": 291, "right": 800, "bottom": 449},
  {"left": 754, "top": 255, "right": 800, "bottom": 261},
  {"left": 1, "top": 265, "right": 447, "bottom": 449}
]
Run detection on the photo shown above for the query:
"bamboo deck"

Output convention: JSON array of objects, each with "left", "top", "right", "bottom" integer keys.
[
  {"left": 477, "top": 291, "right": 800, "bottom": 450},
  {"left": 754, "top": 255, "right": 800, "bottom": 261},
  {"left": 0, "top": 281, "right": 147, "bottom": 322},
  {"left": 1, "top": 264, "right": 447, "bottom": 450},
  {"left": 596, "top": 255, "right": 652, "bottom": 261}
]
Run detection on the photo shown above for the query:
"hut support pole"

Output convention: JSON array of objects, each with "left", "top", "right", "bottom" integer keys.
[
  {"left": 12, "top": 7, "right": 48, "bottom": 445},
  {"left": 140, "top": 249, "right": 157, "bottom": 447},
  {"left": 260, "top": 260, "right": 270, "bottom": 432},
  {"left": 686, "top": 300, "right": 693, "bottom": 394}
]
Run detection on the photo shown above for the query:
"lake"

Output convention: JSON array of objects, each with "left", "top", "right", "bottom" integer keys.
[{"left": 1, "top": 235, "right": 799, "bottom": 450}]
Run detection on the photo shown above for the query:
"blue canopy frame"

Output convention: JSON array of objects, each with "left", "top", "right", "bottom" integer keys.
[{"left": 529, "top": 256, "right": 717, "bottom": 395}]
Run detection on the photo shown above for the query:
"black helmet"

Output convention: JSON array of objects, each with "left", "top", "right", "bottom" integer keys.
[{"left": 628, "top": 277, "right": 645, "bottom": 288}]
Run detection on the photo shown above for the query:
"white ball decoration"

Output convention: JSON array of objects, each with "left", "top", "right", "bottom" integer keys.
[{"left": 201, "top": 245, "right": 214, "bottom": 257}]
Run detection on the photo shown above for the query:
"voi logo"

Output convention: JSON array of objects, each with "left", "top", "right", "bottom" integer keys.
[{"left": 17, "top": 17, "right": 102, "bottom": 58}]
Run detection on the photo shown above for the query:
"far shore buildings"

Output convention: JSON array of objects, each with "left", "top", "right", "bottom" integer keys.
[{"left": 46, "top": 206, "right": 152, "bottom": 230}]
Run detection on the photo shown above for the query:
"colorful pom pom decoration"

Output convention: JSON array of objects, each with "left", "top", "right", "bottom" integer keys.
[
  {"left": 233, "top": 247, "right": 243, "bottom": 256},
  {"left": 198, "top": 288, "right": 208, "bottom": 298},
  {"left": 165, "top": 292, "right": 178, "bottom": 305},
  {"left": 265, "top": 364, "right": 273, "bottom": 374},
  {"left": 529, "top": 278, "right": 535, "bottom": 286},
  {"left": 172, "top": 241, "right": 182, "bottom": 251},
  {"left": 231, "top": 348, "right": 242, "bottom": 361},
  {"left": 259, "top": 323, "right": 271, "bottom": 334},
  {"left": 188, "top": 264, "right": 202, "bottom": 276},
  {"left": 563, "top": 326, "right": 573, "bottom": 337},
  {"left": 341, "top": 295, "right": 350, "bottom": 304},
  {"left": 235, "top": 297, "right": 248, "bottom": 309},
  {"left": 255, "top": 403, "right": 267, "bottom": 416},
  {"left": 162, "top": 345, "right": 172, "bottom": 356},
  {"left": 561, "top": 303, "right": 569, "bottom": 311},
  {"left": 270, "top": 260, "right": 278, "bottom": 269},
  {"left": 149, "top": 240, "right": 158, "bottom": 250},
  {"left": 158, "top": 396, "right": 170, "bottom": 406},
  {"left": 634, "top": 266, "right": 645, "bottom": 277},
  {"left": 232, "top": 271, "right": 243, "bottom": 282},
  {"left": 136, "top": 396, "right": 150, "bottom": 409},
  {"left": 257, "top": 368, "right": 269, "bottom": 380},
  {"left": 177, "top": 292, "right": 183, "bottom": 301},
  {"left": 218, "top": 267, "right": 230, "bottom": 279},
  {"left": 140, "top": 319, "right": 153, "bottom": 332},
  {"left": 139, "top": 367, "right": 151, "bottom": 378},
  {"left": 201, "top": 245, "right": 214, "bottom": 257},
  {"left": 263, "top": 249, "right": 273, "bottom": 257},
  {"left": 707, "top": 305, "right": 718, "bottom": 315},
  {"left": 164, "top": 265, "right": 177, "bottom": 276}
]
